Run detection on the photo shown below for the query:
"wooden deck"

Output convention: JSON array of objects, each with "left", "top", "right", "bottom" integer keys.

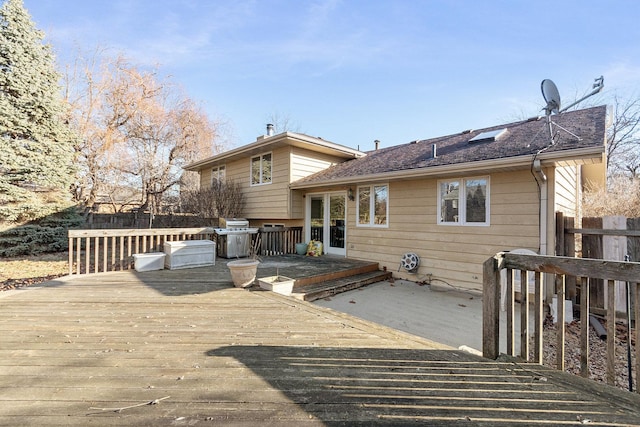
[{"left": 1, "top": 267, "right": 640, "bottom": 426}]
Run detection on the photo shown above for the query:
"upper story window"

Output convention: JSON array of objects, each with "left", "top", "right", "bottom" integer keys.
[
  {"left": 357, "top": 184, "right": 388, "bottom": 227},
  {"left": 251, "top": 153, "right": 272, "bottom": 185},
  {"left": 211, "top": 165, "right": 226, "bottom": 184},
  {"left": 438, "top": 176, "right": 489, "bottom": 226}
]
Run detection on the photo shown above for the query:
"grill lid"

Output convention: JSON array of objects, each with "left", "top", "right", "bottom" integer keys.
[{"left": 219, "top": 218, "right": 249, "bottom": 229}]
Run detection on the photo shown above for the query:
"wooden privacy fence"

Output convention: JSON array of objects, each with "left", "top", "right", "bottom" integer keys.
[
  {"left": 68, "top": 227, "right": 216, "bottom": 275},
  {"left": 557, "top": 213, "right": 640, "bottom": 311},
  {"left": 483, "top": 251, "right": 640, "bottom": 392}
]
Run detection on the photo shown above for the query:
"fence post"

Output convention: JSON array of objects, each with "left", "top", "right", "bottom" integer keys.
[{"left": 483, "top": 254, "right": 501, "bottom": 359}]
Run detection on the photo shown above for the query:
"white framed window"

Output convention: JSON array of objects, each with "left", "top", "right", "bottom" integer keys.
[
  {"left": 210, "top": 165, "right": 226, "bottom": 184},
  {"left": 438, "top": 176, "right": 489, "bottom": 226},
  {"left": 357, "top": 184, "right": 388, "bottom": 227},
  {"left": 251, "top": 152, "right": 272, "bottom": 185}
]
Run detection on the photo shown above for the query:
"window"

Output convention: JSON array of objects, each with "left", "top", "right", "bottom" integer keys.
[
  {"left": 251, "top": 153, "right": 272, "bottom": 185},
  {"left": 210, "top": 165, "right": 225, "bottom": 184},
  {"left": 357, "top": 184, "right": 388, "bottom": 227},
  {"left": 438, "top": 177, "right": 489, "bottom": 225}
]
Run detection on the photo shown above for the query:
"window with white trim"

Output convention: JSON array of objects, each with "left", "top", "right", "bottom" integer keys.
[
  {"left": 438, "top": 177, "right": 489, "bottom": 225},
  {"left": 251, "top": 153, "right": 272, "bottom": 185},
  {"left": 210, "top": 165, "right": 226, "bottom": 184},
  {"left": 357, "top": 184, "right": 388, "bottom": 227}
]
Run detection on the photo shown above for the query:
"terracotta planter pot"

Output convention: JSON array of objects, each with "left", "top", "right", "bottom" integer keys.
[{"left": 227, "top": 259, "right": 259, "bottom": 288}]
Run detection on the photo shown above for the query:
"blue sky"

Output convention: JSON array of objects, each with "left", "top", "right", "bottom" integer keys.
[{"left": 25, "top": 0, "right": 640, "bottom": 151}]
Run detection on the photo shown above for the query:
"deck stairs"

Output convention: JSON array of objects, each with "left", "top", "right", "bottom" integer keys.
[{"left": 290, "top": 261, "right": 392, "bottom": 301}]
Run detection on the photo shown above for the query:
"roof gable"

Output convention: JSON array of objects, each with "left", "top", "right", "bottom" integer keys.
[
  {"left": 292, "top": 105, "right": 607, "bottom": 187},
  {"left": 184, "top": 131, "right": 365, "bottom": 171}
]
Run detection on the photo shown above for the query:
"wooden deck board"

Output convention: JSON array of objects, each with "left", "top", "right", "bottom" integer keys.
[{"left": 1, "top": 269, "right": 640, "bottom": 426}]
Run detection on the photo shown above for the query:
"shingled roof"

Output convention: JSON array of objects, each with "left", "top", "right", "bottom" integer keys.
[{"left": 291, "top": 105, "right": 607, "bottom": 188}]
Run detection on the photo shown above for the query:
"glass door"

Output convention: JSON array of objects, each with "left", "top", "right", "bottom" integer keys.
[
  {"left": 309, "top": 196, "right": 324, "bottom": 246},
  {"left": 328, "top": 194, "right": 346, "bottom": 255},
  {"left": 306, "top": 192, "right": 346, "bottom": 256}
]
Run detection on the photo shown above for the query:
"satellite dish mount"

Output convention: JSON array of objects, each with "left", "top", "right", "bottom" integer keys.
[{"left": 540, "top": 76, "right": 604, "bottom": 144}]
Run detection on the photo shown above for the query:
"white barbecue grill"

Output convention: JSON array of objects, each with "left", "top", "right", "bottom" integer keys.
[{"left": 214, "top": 218, "right": 259, "bottom": 258}]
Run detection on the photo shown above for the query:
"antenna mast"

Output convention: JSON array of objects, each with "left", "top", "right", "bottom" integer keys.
[{"left": 541, "top": 76, "right": 604, "bottom": 144}]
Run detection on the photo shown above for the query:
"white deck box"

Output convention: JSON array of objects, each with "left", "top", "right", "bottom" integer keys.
[
  {"left": 164, "top": 240, "right": 215, "bottom": 270},
  {"left": 133, "top": 252, "right": 165, "bottom": 272}
]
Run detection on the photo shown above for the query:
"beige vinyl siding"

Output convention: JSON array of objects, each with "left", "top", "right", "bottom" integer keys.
[
  {"left": 290, "top": 147, "right": 339, "bottom": 181},
  {"left": 346, "top": 170, "right": 539, "bottom": 292},
  {"left": 244, "top": 147, "right": 291, "bottom": 219},
  {"left": 199, "top": 168, "right": 212, "bottom": 189},
  {"left": 290, "top": 148, "right": 344, "bottom": 218},
  {"left": 554, "top": 165, "right": 579, "bottom": 217}
]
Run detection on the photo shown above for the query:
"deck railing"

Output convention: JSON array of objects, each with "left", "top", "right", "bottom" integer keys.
[
  {"left": 483, "top": 251, "right": 640, "bottom": 391},
  {"left": 67, "top": 227, "right": 216, "bottom": 275},
  {"left": 259, "top": 226, "right": 303, "bottom": 256},
  {"left": 68, "top": 226, "right": 305, "bottom": 275}
]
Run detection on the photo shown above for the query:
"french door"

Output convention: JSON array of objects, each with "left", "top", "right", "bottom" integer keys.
[{"left": 306, "top": 192, "right": 346, "bottom": 256}]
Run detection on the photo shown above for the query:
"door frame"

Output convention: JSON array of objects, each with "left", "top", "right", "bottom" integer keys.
[{"left": 305, "top": 191, "right": 347, "bottom": 256}]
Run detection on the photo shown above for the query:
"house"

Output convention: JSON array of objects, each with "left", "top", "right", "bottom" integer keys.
[{"left": 185, "top": 105, "right": 607, "bottom": 291}]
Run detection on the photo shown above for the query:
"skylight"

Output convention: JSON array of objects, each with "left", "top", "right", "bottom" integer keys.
[{"left": 468, "top": 128, "right": 507, "bottom": 143}]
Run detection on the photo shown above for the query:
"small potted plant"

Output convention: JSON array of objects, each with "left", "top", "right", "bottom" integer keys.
[
  {"left": 258, "top": 268, "right": 295, "bottom": 296},
  {"left": 227, "top": 236, "right": 261, "bottom": 288}
]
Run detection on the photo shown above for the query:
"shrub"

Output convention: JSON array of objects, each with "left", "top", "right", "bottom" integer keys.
[
  {"left": 0, "top": 207, "right": 84, "bottom": 257},
  {"left": 582, "top": 176, "right": 640, "bottom": 217}
]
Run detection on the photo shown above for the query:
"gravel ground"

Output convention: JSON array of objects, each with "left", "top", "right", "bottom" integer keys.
[{"left": 534, "top": 316, "right": 637, "bottom": 392}]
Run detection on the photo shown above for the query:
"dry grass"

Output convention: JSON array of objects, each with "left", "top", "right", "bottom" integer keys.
[
  {"left": 0, "top": 252, "right": 67, "bottom": 291},
  {"left": 583, "top": 176, "right": 640, "bottom": 217}
]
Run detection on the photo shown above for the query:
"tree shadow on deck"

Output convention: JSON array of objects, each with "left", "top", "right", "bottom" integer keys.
[{"left": 207, "top": 345, "right": 640, "bottom": 426}]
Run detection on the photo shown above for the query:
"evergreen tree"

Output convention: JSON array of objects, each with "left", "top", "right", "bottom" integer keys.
[{"left": 0, "top": 0, "right": 77, "bottom": 222}]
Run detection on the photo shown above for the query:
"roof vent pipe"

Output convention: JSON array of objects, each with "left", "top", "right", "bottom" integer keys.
[
  {"left": 374, "top": 139, "right": 380, "bottom": 150},
  {"left": 432, "top": 143, "right": 437, "bottom": 158},
  {"left": 266, "top": 123, "right": 274, "bottom": 136}
]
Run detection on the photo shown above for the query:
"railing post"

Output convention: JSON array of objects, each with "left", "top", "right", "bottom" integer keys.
[
  {"left": 520, "top": 270, "right": 529, "bottom": 361},
  {"left": 483, "top": 254, "right": 501, "bottom": 359},
  {"left": 580, "top": 277, "right": 590, "bottom": 377},
  {"left": 635, "top": 282, "right": 640, "bottom": 394},
  {"left": 607, "top": 279, "right": 616, "bottom": 386},
  {"left": 556, "top": 275, "right": 566, "bottom": 370},
  {"left": 533, "top": 271, "right": 544, "bottom": 364}
]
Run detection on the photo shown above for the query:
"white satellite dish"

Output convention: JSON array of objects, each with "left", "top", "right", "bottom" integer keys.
[
  {"left": 541, "top": 79, "right": 561, "bottom": 114},
  {"left": 539, "top": 76, "right": 604, "bottom": 145}
]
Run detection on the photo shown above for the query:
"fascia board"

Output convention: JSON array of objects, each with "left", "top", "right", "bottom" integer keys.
[
  {"left": 290, "top": 146, "right": 604, "bottom": 189},
  {"left": 184, "top": 132, "right": 364, "bottom": 171}
]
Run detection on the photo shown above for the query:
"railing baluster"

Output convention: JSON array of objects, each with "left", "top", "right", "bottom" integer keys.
[
  {"left": 127, "top": 236, "right": 132, "bottom": 270},
  {"left": 119, "top": 236, "right": 124, "bottom": 271},
  {"left": 85, "top": 237, "right": 90, "bottom": 275},
  {"left": 635, "top": 282, "right": 639, "bottom": 394},
  {"left": 533, "top": 271, "right": 543, "bottom": 364},
  {"left": 520, "top": 270, "right": 529, "bottom": 360},
  {"left": 580, "top": 277, "right": 590, "bottom": 378},
  {"left": 93, "top": 236, "right": 98, "bottom": 274},
  {"left": 102, "top": 236, "right": 108, "bottom": 273},
  {"left": 68, "top": 237, "right": 73, "bottom": 276},
  {"left": 506, "top": 269, "right": 514, "bottom": 356},
  {"left": 607, "top": 279, "right": 616, "bottom": 386},
  {"left": 76, "top": 237, "right": 81, "bottom": 275},
  {"left": 556, "top": 274, "right": 565, "bottom": 371}
]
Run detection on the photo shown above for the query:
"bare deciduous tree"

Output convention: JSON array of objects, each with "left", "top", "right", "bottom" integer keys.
[
  {"left": 181, "top": 179, "right": 244, "bottom": 219},
  {"left": 605, "top": 94, "right": 640, "bottom": 177},
  {"left": 64, "top": 51, "right": 225, "bottom": 219}
]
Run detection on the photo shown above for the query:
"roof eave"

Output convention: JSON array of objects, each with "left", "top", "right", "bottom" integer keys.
[
  {"left": 184, "top": 132, "right": 365, "bottom": 171},
  {"left": 290, "top": 146, "right": 604, "bottom": 189}
]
